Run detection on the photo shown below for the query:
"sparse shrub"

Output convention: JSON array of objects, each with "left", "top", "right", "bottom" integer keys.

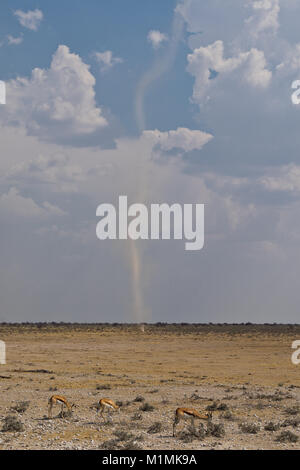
[
  {"left": 177, "top": 429, "right": 196, "bottom": 443},
  {"left": 10, "top": 401, "right": 30, "bottom": 414},
  {"left": 276, "top": 430, "right": 298, "bottom": 443},
  {"left": 147, "top": 422, "right": 162, "bottom": 434},
  {"left": 58, "top": 409, "right": 72, "bottom": 418},
  {"left": 255, "top": 401, "right": 266, "bottom": 410},
  {"left": 101, "top": 429, "right": 144, "bottom": 450},
  {"left": 264, "top": 422, "right": 280, "bottom": 432},
  {"left": 239, "top": 422, "right": 260, "bottom": 434},
  {"left": 133, "top": 395, "right": 145, "bottom": 403},
  {"left": 247, "top": 392, "right": 284, "bottom": 402},
  {"left": 217, "top": 403, "right": 228, "bottom": 411},
  {"left": 2, "top": 415, "right": 24, "bottom": 432},
  {"left": 220, "top": 410, "right": 236, "bottom": 421},
  {"left": 139, "top": 402, "right": 154, "bottom": 412},
  {"left": 101, "top": 419, "right": 114, "bottom": 427},
  {"left": 101, "top": 439, "right": 120, "bottom": 449},
  {"left": 190, "top": 393, "right": 201, "bottom": 401},
  {"left": 206, "top": 401, "right": 219, "bottom": 411},
  {"left": 206, "top": 401, "right": 228, "bottom": 411},
  {"left": 121, "top": 439, "right": 143, "bottom": 450},
  {"left": 206, "top": 421, "right": 225, "bottom": 438},
  {"left": 281, "top": 417, "right": 300, "bottom": 428},
  {"left": 285, "top": 406, "right": 299, "bottom": 416},
  {"left": 114, "top": 430, "right": 134, "bottom": 441},
  {"left": 96, "top": 384, "right": 111, "bottom": 390},
  {"left": 177, "top": 425, "right": 205, "bottom": 443}
]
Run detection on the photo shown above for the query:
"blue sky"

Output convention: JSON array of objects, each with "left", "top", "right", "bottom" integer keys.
[
  {"left": 1, "top": 1, "right": 300, "bottom": 323},
  {"left": 0, "top": 0, "right": 194, "bottom": 136}
]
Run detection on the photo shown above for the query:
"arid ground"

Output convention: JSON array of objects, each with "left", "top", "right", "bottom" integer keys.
[{"left": 1, "top": 323, "right": 300, "bottom": 450}]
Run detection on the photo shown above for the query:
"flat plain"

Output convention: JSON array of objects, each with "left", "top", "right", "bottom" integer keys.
[{"left": 1, "top": 323, "right": 300, "bottom": 450}]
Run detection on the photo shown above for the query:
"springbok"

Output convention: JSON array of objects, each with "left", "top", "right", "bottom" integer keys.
[
  {"left": 97, "top": 398, "right": 120, "bottom": 421},
  {"left": 173, "top": 407, "right": 212, "bottom": 436},
  {"left": 48, "top": 395, "right": 76, "bottom": 419}
]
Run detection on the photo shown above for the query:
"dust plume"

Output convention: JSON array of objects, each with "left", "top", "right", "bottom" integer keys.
[
  {"left": 135, "top": 11, "right": 184, "bottom": 133},
  {"left": 130, "top": 8, "right": 184, "bottom": 323}
]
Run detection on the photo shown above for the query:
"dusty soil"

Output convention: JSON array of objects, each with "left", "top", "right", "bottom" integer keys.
[{"left": 0, "top": 323, "right": 300, "bottom": 450}]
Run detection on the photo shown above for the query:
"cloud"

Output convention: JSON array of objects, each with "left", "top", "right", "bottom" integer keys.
[
  {"left": 14, "top": 9, "right": 43, "bottom": 31},
  {"left": 259, "top": 164, "right": 300, "bottom": 193},
  {"left": 6, "top": 153, "right": 86, "bottom": 193},
  {"left": 93, "top": 50, "right": 123, "bottom": 72},
  {"left": 275, "top": 43, "right": 300, "bottom": 76},
  {"left": 2, "top": 45, "right": 108, "bottom": 145},
  {"left": 0, "top": 187, "right": 65, "bottom": 218},
  {"left": 187, "top": 40, "right": 272, "bottom": 103},
  {"left": 245, "top": 0, "right": 280, "bottom": 37},
  {"left": 143, "top": 127, "right": 213, "bottom": 153},
  {"left": 7, "top": 35, "right": 23, "bottom": 45},
  {"left": 147, "top": 30, "right": 168, "bottom": 49},
  {"left": 135, "top": 12, "right": 184, "bottom": 132}
]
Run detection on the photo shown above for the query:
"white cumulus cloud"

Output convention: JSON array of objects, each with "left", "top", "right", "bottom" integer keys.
[
  {"left": 187, "top": 40, "right": 272, "bottom": 103},
  {"left": 7, "top": 35, "right": 23, "bottom": 45},
  {"left": 14, "top": 9, "right": 43, "bottom": 31},
  {"left": 143, "top": 127, "right": 213, "bottom": 152},
  {"left": 260, "top": 164, "right": 300, "bottom": 193},
  {"left": 147, "top": 30, "right": 168, "bottom": 49},
  {"left": 246, "top": 0, "right": 280, "bottom": 37},
  {"left": 93, "top": 50, "right": 123, "bottom": 72},
  {"left": 2, "top": 45, "right": 107, "bottom": 144}
]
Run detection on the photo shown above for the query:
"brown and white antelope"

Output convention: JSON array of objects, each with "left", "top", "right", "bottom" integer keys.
[
  {"left": 97, "top": 398, "right": 120, "bottom": 421},
  {"left": 173, "top": 407, "right": 212, "bottom": 436},
  {"left": 48, "top": 395, "right": 76, "bottom": 419}
]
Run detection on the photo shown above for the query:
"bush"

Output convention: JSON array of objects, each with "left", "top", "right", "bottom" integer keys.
[
  {"left": 206, "top": 401, "right": 228, "bottom": 411},
  {"left": 284, "top": 406, "right": 299, "bottom": 416},
  {"left": 10, "top": 401, "right": 30, "bottom": 414},
  {"left": 133, "top": 396, "right": 145, "bottom": 403},
  {"left": 114, "top": 430, "right": 134, "bottom": 441},
  {"left": 281, "top": 418, "right": 300, "bottom": 428},
  {"left": 239, "top": 423, "right": 260, "bottom": 434},
  {"left": 206, "top": 422, "right": 225, "bottom": 438},
  {"left": 121, "top": 439, "right": 143, "bottom": 450},
  {"left": 139, "top": 402, "right": 154, "bottom": 412},
  {"left": 178, "top": 425, "right": 206, "bottom": 443},
  {"left": 101, "top": 438, "right": 120, "bottom": 449},
  {"left": 264, "top": 422, "right": 280, "bottom": 432},
  {"left": 2, "top": 415, "right": 24, "bottom": 432},
  {"left": 276, "top": 431, "right": 298, "bottom": 443},
  {"left": 217, "top": 403, "right": 228, "bottom": 411},
  {"left": 147, "top": 422, "right": 162, "bottom": 434},
  {"left": 96, "top": 384, "right": 111, "bottom": 390},
  {"left": 206, "top": 401, "right": 219, "bottom": 411},
  {"left": 220, "top": 410, "right": 236, "bottom": 421},
  {"left": 101, "top": 430, "right": 144, "bottom": 450},
  {"left": 58, "top": 409, "right": 72, "bottom": 418}
]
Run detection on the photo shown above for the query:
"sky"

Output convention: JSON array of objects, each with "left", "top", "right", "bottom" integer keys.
[{"left": 1, "top": 0, "right": 300, "bottom": 323}]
